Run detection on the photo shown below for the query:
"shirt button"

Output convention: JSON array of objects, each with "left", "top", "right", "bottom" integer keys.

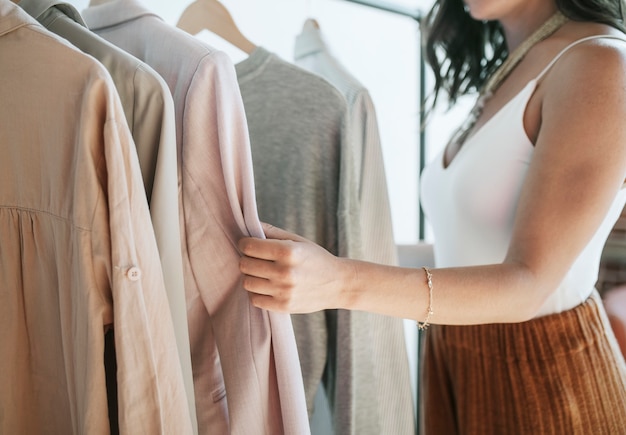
[{"left": 127, "top": 266, "right": 142, "bottom": 282}]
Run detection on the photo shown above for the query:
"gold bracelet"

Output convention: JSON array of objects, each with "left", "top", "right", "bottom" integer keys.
[{"left": 418, "top": 266, "right": 434, "bottom": 331}]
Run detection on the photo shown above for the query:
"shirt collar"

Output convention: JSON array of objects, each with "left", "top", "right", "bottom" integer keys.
[
  {"left": 82, "top": 0, "right": 161, "bottom": 31},
  {"left": 294, "top": 18, "right": 327, "bottom": 60},
  {"left": 0, "top": 0, "right": 35, "bottom": 37},
  {"left": 235, "top": 46, "right": 273, "bottom": 81},
  {"left": 18, "top": 0, "right": 85, "bottom": 26}
]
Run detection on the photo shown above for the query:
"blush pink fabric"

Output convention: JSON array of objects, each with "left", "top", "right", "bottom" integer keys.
[{"left": 83, "top": 1, "right": 310, "bottom": 434}]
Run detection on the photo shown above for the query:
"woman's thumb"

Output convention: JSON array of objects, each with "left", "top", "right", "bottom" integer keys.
[{"left": 261, "top": 222, "right": 308, "bottom": 243}]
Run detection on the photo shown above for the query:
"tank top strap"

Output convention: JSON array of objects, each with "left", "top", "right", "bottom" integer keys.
[{"left": 535, "top": 34, "right": 626, "bottom": 82}]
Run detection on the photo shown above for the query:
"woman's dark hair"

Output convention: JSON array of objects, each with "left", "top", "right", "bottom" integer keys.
[{"left": 423, "top": 0, "right": 626, "bottom": 109}]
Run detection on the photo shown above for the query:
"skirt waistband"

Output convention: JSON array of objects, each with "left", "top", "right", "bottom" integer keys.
[{"left": 433, "top": 290, "right": 615, "bottom": 361}]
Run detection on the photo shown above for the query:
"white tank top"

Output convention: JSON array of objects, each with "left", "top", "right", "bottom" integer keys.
[{"left": 421, "top": 35, "right": 626, "bottom": 317}]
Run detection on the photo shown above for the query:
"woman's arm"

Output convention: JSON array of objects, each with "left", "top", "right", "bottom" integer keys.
[
  {"left": 239, "top": 224, "right": 536, "bottom": 323},
  {"left": 239, "top": 39, "right": 626, "bottom": 325}
]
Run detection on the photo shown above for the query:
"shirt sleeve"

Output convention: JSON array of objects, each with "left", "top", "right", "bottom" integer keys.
[{"left": 98, "top": 76, "right": 193, "bottom": 434}]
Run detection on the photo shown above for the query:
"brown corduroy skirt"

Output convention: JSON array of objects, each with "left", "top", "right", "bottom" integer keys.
[{"left": 421, "top": 291, "right": 626, "bottom": 434}]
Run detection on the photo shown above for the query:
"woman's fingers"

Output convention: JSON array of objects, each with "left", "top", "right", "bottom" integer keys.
[
  {"left": 240, "top": 273, "right": 273, "bottom": 295},
  {"left": 239, "top": 237, "right": 289, "bottom": 262},
  {"left": 239, "top": 254, "right": 289, "bottom": 285},
  {"left": 239, "top": 223, "right": 340, "bottom": 314},
  {"left": 248, "top": 292, "right": 292, "bottom": 313},
  {"left": 239, "top": 223, "right": 313, "bottom": 264},
  {"left": 240, "top": 257, "right": 300, "bottom": 311}
]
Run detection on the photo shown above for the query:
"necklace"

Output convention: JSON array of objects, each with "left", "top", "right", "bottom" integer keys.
[{"left": 449, "top": 11, "right": 569, "bottom": 147}]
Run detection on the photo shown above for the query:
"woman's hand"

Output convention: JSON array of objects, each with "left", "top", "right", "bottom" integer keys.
[{"left": 238, "top": 223, "right": 353, "bottom": 313}]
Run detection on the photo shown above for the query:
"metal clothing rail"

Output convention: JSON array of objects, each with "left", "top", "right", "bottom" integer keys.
[
  {"left": 340, "top": 0, "right": 422, "bottom": 19},
  {"left": 337, "top": 2, "right": 427, "bottom": 435}
]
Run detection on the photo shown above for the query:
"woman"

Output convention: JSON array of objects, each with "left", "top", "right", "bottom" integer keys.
[{"left": 239, "top": 0, "right": 626, "bottom": 432}]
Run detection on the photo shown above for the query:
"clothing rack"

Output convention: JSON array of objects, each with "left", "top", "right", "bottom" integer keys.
[
  {"left": 340, "top": 0, "right": 421, "bottom": 19},
  {"left": 338, "top": 2, "right": 426, "bottom": 434}
]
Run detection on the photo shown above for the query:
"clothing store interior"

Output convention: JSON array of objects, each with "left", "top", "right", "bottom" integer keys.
[{"left": 2, "top": 0, "right": 626, "bottom": 433}]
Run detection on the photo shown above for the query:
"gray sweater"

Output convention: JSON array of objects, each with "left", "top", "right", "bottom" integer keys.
[
  {"left": 236, "top": 47, "right": 360, "bottom": 260},
  {"left": 294, "top": 22, "right": 415, "bottom": 435},
  {"left": 237, "top": 47, "right": 390, "bottom": 435}
]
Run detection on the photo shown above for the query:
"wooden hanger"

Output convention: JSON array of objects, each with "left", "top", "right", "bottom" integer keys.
[
  {"left": 177, "top": 0, "right": 256, "bottom": 55},
  {"left": 302, "top": 17, "right": 320, "bottom": 32}
]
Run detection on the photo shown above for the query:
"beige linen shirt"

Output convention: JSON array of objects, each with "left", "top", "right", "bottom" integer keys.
[
  {"left": 16, "top": 0, "right": 197, "bottom": 428},
  {"left": 83, "top": 1, "right": 310, "bottom": 434},
  {"left": 0, "top": 1, "right": 191, "bottom": 433}
]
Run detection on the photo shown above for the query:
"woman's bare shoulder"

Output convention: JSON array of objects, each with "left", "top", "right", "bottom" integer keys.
[{"left": 548, "top": 24, "right": 626, "bottom": 85}]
